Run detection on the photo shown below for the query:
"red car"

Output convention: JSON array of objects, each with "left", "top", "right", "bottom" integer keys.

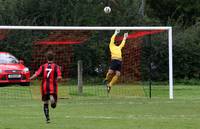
[{"left": 0, "top": 52, "right": 30, "bottom": 86}]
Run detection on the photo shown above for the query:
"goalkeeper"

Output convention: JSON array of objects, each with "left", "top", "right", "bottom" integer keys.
[
  {"left": 104, "top": 30, "right": 128, "bottom": 93},
  {"left": 30, "top": 51, "right": 62, "bottom": 123}
]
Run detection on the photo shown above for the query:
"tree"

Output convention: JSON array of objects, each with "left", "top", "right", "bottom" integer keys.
[{"left": 146, "top": 0, "right": 200, "bottom": 26}]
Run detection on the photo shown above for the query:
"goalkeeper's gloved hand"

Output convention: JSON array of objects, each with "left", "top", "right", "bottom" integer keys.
[
  {"left": 114, "top": 29, "right": 120, "bottom": 35},
  {"left": 123, "top": 32, "right": 128, "bottom": 40}
]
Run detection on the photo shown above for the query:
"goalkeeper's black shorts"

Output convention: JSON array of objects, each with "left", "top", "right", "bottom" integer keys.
[{"left": 109, "top": 59, "right": 122, "bottom": 71}]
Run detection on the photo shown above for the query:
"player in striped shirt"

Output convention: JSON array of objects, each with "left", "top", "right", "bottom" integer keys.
[{"left": 30, "top": 51, "right": 62, "bottom": 123}]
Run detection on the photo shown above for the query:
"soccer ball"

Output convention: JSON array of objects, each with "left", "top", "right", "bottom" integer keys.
[{"left": 104, "top": 6, "right": 111, "bottom": 14}]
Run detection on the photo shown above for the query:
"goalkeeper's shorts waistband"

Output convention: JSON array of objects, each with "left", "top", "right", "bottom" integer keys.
[{"left": 111, "top": 58, "right": 122, "bottom": 61}]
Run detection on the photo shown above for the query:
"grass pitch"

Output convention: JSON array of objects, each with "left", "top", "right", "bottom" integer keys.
[{"left": 0, "top": 84, "right": 200, "bottom": 129}]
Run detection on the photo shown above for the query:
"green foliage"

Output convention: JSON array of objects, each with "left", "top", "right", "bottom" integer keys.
[
  {"left": 70, "top": 31, "right": 111, "bottom": 77},
  {"left": 174, "top": 79, "right": 200, "bottom": 85},
  {"left": 140, "top": 33, "right": 169, "bottom": 81},
  {"left": 0, "top": 30, "right": 34, "bottom": 65},
  {"left": 173, "top": 23, "right": 200, "bottom": 79},
  {"left": 147, "top": 0, "right": 200, "bottom": 25},
  {"left": 0, "top": 0, "right": 141, "bottom": 26}
]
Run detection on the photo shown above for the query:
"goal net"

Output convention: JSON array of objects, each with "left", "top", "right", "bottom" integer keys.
[{"left": 0, "top": 26, "right": 173, "bottom": 103}]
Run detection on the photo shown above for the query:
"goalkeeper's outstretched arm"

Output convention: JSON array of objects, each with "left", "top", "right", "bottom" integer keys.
[
  {"left": 110, "top": 30, "right": 120, "bottom": 47},
  {"left": 119, "top": 32, "right": 128, "bottom": 49}
]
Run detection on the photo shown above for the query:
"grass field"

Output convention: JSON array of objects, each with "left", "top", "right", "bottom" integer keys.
[{"left": 0, "top": 84, "right": 200, "bottom": 129}]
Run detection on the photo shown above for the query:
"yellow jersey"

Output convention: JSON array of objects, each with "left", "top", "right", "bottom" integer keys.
[{"left": 109, "top": 34, "right": 126, "bottom": 61}]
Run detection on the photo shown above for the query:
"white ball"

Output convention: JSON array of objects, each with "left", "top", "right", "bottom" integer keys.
[{"left": 104, "top": 6, "right": 111, "bottom": 14}]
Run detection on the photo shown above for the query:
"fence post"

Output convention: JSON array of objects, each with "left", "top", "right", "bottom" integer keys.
[{"left": 78, "top": 60, "right": 83, "bottom": 95}]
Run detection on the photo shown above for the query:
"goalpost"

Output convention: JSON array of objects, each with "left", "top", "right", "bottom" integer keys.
[{"left": 0, "top": 26, "right": 173, "bottom": 99}]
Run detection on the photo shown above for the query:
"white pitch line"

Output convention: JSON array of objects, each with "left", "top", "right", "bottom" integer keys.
[
  {"left": 65, "top": 114, "right": 197, "bottom": 120},
  {"left": 0, "top": 113, "right": 198, "bottom": 120}
]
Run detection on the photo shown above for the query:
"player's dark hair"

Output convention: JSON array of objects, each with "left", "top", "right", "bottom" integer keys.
[{"left": 46, "top": 51, "right": 54, "bottom": 61}]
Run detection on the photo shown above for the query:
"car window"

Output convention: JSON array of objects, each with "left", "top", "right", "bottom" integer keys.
[{"left": 0, "top": 53, "right": 19, "bottom": 64}]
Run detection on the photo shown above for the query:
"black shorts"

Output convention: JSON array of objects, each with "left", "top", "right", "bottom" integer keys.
[
  {"left": 109, "top": 59, "right": 122, "bottom": 71},
  {"left": 42, "top": 94, "right": 57, "bottom": 102}
]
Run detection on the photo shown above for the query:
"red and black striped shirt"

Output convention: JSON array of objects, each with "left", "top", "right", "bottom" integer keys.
[{"left": 35, "top": 63, "right": 62, "bottom": 95}]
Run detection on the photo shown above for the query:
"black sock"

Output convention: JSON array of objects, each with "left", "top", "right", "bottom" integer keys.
[
  {"left": 43, "top": 104, "right": 49, "bottom": 120},
  {"left": 51, "top": 103, "right": 56, "bottom": 109}
]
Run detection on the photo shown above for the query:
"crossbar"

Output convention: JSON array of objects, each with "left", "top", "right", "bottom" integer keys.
[{"left": 0, "top": 26, "right": 171, "bottom": 30}]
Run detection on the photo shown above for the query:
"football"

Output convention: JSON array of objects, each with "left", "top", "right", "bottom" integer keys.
[{"left": 104, "top": 6, "right": 111, "bottom": 14}]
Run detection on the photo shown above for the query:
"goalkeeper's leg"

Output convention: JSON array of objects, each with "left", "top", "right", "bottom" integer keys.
[
  {"left": 108, "top": 71, "right": 121, "bottom": 92},
  {"left": 104, "top": 69, "right": 114, "bottom": 84}
]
